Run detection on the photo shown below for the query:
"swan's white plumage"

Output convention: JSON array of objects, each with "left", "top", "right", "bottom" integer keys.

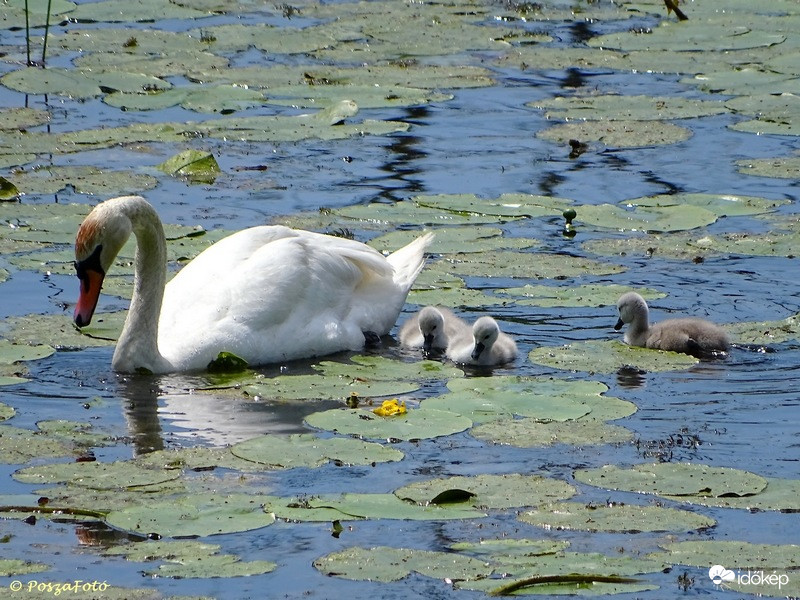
[
  {"left": 398, "top": 306, "right": 470, "bottom": 352},
  {"left": 74, "top": 196, "right": 434, "bottom": 373},
  {"left": 615, "top": 291, "right": 730, "bottom": 356},
  {"left": 446, "top": 316, "right": 517, "bottom": 366}
]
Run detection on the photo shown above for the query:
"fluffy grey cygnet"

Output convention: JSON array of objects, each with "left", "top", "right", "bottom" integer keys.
[
  {"left": 446, "top": 316, "right": 518, "bottom": 366},
  {"left": 615, "top": 292, "right": 730, "bottom": 356},
  {"left": 398, "top": 306, "right": 470, "bottom": 353}
]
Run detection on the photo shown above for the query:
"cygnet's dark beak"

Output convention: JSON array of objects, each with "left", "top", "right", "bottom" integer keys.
[
  {"left": 423, "top": 334, "right": 434, "bottom": 353},
  {"left": 471, "top": 342, "right": 485, "bottom": 361},
  {"left": 614, "top": 318, "right": 624, "bottom": 331}
]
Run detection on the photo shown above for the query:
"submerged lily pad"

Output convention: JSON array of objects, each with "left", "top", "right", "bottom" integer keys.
[
  {"left": 471, "top": 419, "right": 633, "bottom": 448},
  {"left": 230, "top": 433, "right": 403, "bottom": 468},
  {"left": 395, "top": 473, "right": 576, "bottom": 510},
  {"left": 105, "top": 493, "right": 277, "bottom": 538},
  {"left": 575, "top": 463, "right": 769, "bottom": 498},
  {"left": 305, "top": 407, "right": 471, "bottom": 441},
  {"left": 529, "top": 340, "right": 699, "bottom": 373},
  {"left": 313, "top": 546, "right": 491, "bottom": 583},
  {"left": 519, "top": 501, "right": 714, "bottom": 533}
]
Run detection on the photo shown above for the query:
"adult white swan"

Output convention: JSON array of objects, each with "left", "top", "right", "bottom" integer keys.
[{"left": 74, "top": 195, "right": 434, "bottom": 373}]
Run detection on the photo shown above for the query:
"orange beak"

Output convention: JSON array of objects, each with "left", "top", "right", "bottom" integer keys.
[{"left": 74, "top": 268, "right": 104, "bottom": 327}]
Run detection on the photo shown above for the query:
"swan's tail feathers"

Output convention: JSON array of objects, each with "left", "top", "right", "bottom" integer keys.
[{"left": 386, "top": 231, "right": 435, "bottom": 290}]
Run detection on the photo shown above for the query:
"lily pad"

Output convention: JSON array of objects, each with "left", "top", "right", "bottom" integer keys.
[
  {"left": 104, "top": 493, "right": 277, "bottom": 538},
  {"left": 395, "top": 473, "right": 576, "bottom": 510},
  {"left": 529, "top": 340, "right": 699, "bottom": 373},
  {"left": 662, "top": 476, "right": 800, "bottom": 511},
  {"left": 4, "top": 166, "right": 158, "bottom": 196},
  {"left": 0, "top": 108, "right": 50, "bottom": 131},
  {"left": 574, "top": 463, "right": 769, "bottom": 498},
  {"left": 313, "top": 546, "right": 491, "bottom": 583},
  {"left": 0, "top": 339, "right": 54, "bottom": 364},
  {"left": 264, "top": 84, "right": 453, "bottom": 109},
  {"left": 312, "top": 355, "right": 463, "bottom": 382},
  {"left": 230, "top": 433, "right": 403, "bottom": 468},
  {"left": 655, "top": 540, "right": 800, "bottom": 570},
  {"left": 538, "top": 120, "right": 692, "bottom": 148},
  {"left": 0, "top": 402, "right": 14, "bottom": 420},
  {"left": 304, "top": 492, "right": 486, "bottom": 521},
  {"left": 413, "top": 193, "right": 575, "bottom": 219},
  {"left": 1, "top": 312, "right": 122, "bottom": 349},
  {"left": 737, "top": 155, "right": 800, "bottom": 179},
  {"left": 13, "top": 460, "right": 183, "bottom": 490},
  {"left": 496, "top": 284, "right": 666, "bottom": 308},
  {"left": 131, "top": 446, "right": 265, "bottom": 473},
  {"left": 0, "top": 425, "right": 76, "bottom": 464},
  {"left": 437, "top": 251, "right": 625, "bottom": 279},
  {"left": 573, "top": 203, "right": 717, "bottom": 233},
  {"left": 471, "top": 419, "right": 633, "bottom": 448},
  {"left": 625, "top": 193, "right": 789, "bottom": 217},
  {"left": 449, "top": 538, "right": 570, "bottom": 560},
  {"left": 157, "top": 149, "right": 221, "bottom": 183},
  {"left": 519, "top": 501, "right": 714, "bottom": 533},
  {"left": 0, "top": 558, "right": 49, "bottom": 577},
  {"left": 304, "top": 407, "right": 472, "bottom": 441},
  {"left": 369, "top": 225, "right": 539, "bottom": 255},
  {"left": 528, "top": 95, "right": 726, "bottom": 121},
  {"left": 726, "top": 312, "right": 800, "bottom": 345},
  {"left": 406, "top": 286, "right": 513, "bottom": 308}
]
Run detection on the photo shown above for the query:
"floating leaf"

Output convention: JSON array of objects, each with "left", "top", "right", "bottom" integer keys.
[
  {"left": 0, "top": 402, "right": 14, "bottom": 420},
  {"left": 230, "top": 433, "right": 403, "bottom": 468},
  {"left": 4, "top": 165, "right": 158, "bottom": 196},
  {"left": 0, "top": 339, "right": 54, "bottom": 364},
  {"left": 0, "top": 558, "right": 49, "bottom": 577},
  {"left": 305, "top": 407, "right": 471, "bottom": 441},
  {"left": 574, "top": 203, "right": 717, "bottom": 233},
  {"left": 313, "top": 546, "right": 492, "bottom": 583},
  {"left": 0, "top": 425, "right": 76, "bottom": 464},
  {"left": 725, "top": 312, "right": 800, "bottom": 345},
  {"left": 538, "top": 120, "right": 692, "bottom": 148},
  {"left": 105, "top": 493, "right": 277, "bottom": 538},
  {"left": 655, "top": 540, "right": 800, "bottom": 570},
  {"left": 471, "top": 419, "right": 633, "bottom": 448},
  {"left": 369, "top": 225, "right": 539, "bottom": 255},
  {"left": 529, "top": 340, "right": 699, "bottom": 373},
  {"left": 528, "top": 95, "right": 726, "bottom": 121},
  {"left": 413, "top": 193, "right": 574, "bottom": 218},
  {"left": 625, "top": 193, "right": 789, "bottom": 217},
  {"left": 519, "top": 501, "right": 714, "bottom": 533},
  {"left": 13, "top": 460, "right": 182, "bottom": 490},
  {"left": 737, "top": 155, "right": 800, "bottom": 179},
  {"left": 574, "top": 463, "right": 768, "bottom": 498},
  {"left": 157, "top": 149, "right": 221, "bottom": 184},
  {"left": 662, "top": 476, "right": 800, "bottom": 512},
  {"left": 312, "top": 355, "right": 463, "bottom": 382},
  {"left": 437, "top": 250, "right": 625, "bottom": 279},
  {"left": 496, "top": 284, "right": 666, "bottom": 308},
  {"left": 449, "top": 538, "right": 570, "bottom": 560},
  {"left": 395, "top": 473, "right": 576, "bottom": 510},
  {"left": 149, "top": 554, "right": 277, "bottom": 579},
  {"left": 305, "top": 492, "right": 486, "bottom": 521},
  {"left": 0, "top": 176, "right": 20, "bottom": 200},
  {"left": 106, "top": 85, "right": 263, "bottom": 113}
]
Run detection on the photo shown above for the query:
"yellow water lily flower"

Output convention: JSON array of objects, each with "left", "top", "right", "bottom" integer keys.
[{"left": 372, "top": 399, "right": 407, "bottom": 417}]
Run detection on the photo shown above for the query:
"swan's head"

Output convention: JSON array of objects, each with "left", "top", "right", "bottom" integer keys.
[
  {"left": 73, "top": 199, "right": 134, "bottom": 327},
  {"left": 615, "top": 292, "right": 648, "bottom": 330},
  {"left": 471, "top": 316, "right": 500, "bottom": 361},
  {"left": 418, "top": 306, "right": 445, "bottom": 353}
]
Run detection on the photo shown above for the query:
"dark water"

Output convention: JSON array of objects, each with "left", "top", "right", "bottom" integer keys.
[{"left": 2, "top": 4, "right": 800, "bottom": 600}]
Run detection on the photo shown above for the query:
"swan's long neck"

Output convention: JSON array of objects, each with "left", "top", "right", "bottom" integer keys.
[{"left": 112, "top": 199, "right": 171, "bottom": 373}]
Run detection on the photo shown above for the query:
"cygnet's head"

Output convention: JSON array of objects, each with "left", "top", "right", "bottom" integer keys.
[
  {"left": 615, "top": 292, "right": 649, "bottom": 330},
  {"left": 418, "top": 306, "right": 445, "bottom": 352},
  {"left": 471, "top": 316, "right": 500, "bottom": 360}
]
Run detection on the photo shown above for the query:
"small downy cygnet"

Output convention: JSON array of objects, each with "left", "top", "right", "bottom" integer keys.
[
  {"left": 446, "top": 316, "right": 518, "bottom": 366},
  {"left": 398, "top": 306, "right": 470, "bottom": 353},
  {"left": 615, "top": 291, "right": 730, "bottom": 356}
]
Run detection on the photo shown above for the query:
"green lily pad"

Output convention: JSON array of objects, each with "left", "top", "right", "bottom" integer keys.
[
  {"left": 449, "top": 538, "right": 570, "bottom": 560},
  {"left": 304, "top": 492, "right": 486, "bottom": 521},
  {"left": 103, "top": 540, "right": 221, "bottom": 561},
  {"left": 437, "top": 251, "right": 625, "bottom": 279},
  {"left": 1, "top": 0, "right": 76, "bottom": 29},
  {"left": 157, "top": 149, "right": 221, "bottom": 183},
  {"left": 588, "top": 21, "right": 785, "bottom": 52},
  {"left": 131, "top": 446, "right": 265, "bottom": 473},
  {"left": 737, "top": 155, "right": 800, "bottom": 179},
  {"left": 519, "top": 501, "right": 714, "bottom": 533},
  {"left": 655, "top": 540, "right": 800, "bottom": 570},
  {"left": 496, "top": 284, "right": 666, "bottom": 308},
  {"left": 313, "top": 546, "right": 492, "bottom": 583},
  {"left": 625, "top": 193, "right": 789, "bottom": 217},
  {"left": 107, "top": 85, "right": 265, "bottom": 114},
  {"left": 0, "top": 425, "right": 76, "bottom": 464},
  {"left": 395, "top": 473, "right": 576, "bottom": 510},
  {"left": 574, "top": 463, "right": 769, "bottom": 498},
  {"left": 4, "top": 166, "right": 158, "bottom": 196},
  {"left": 69, "top": 0, "right": 208, "bottom": 22},
  {"left": 264, "top": 84, "right": 453, "bottom": 109},
  {"left": 0, "top": 402, "right": 14, "bottom": 420},
  {"left": 0, "top": 558, "right": 49, "bottom": 577},
  {"left": 0, "top": 339, "right": 54, "bottom": 364},
  {"left": 230, "top": 433, "right": 403, "bottom": 468},
  {"left": 406, "top": 286, "right": 513, "bottom": 308},
  {"left": 148, "top": 554, "right": 277, "bottom": 579},
  {"left": 538, "top": 120, "right": 692, "bottom": 148},
  {"left": 1, "top": 68, "right": 172, "bottom": 99},
  {"left": 335, "top": 199, "right": 514, "bottom": 226},
  {"left": 369, "top": 226, "right": 539, "bottom": 255},
  {"left": 1, "top": 312, "right": 122, "bottom": 349},
  {"left": 0, "top": 108, "right": 50, "bottom": 131},
  {"left": 529, "top": 340, "right": 699, "bottom": 373},
  {"left": 726, "top": 312, "right": 800, "bottom": 345},
  {"left": 104, "top": 493, "right": 277, "bottom": 538},
  {"left": 683, "top": 68, "right": 800, "bottom": 96},
  {"left": 424, "top": 376, "right": 605, "bottom": 424},
  {"left": 471, "top": 419, "right": 633, "bottom": 448},
  {"left": 305, "top": 407, "right": 472, "bottom": 441},
  {"left": 574, "top": 203, "right": 718, "bottom": 233},
  {"left": 35, "top": 419, "right": 114, "bottom": 448},
  {"left": 13, "top": 460, "right": 183, "bottom": 490},
  {"left": 312, "top": 355, "right": 463, "bottom": 382},
  {"left": 528, "top": 95, "right": 726, "bottom": 121},
  {"left": 662, "top": 476, "right": 800, "bottom": 511},
  {"left": 413, "top": 193, "right": 575, "bottom": 218}
]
